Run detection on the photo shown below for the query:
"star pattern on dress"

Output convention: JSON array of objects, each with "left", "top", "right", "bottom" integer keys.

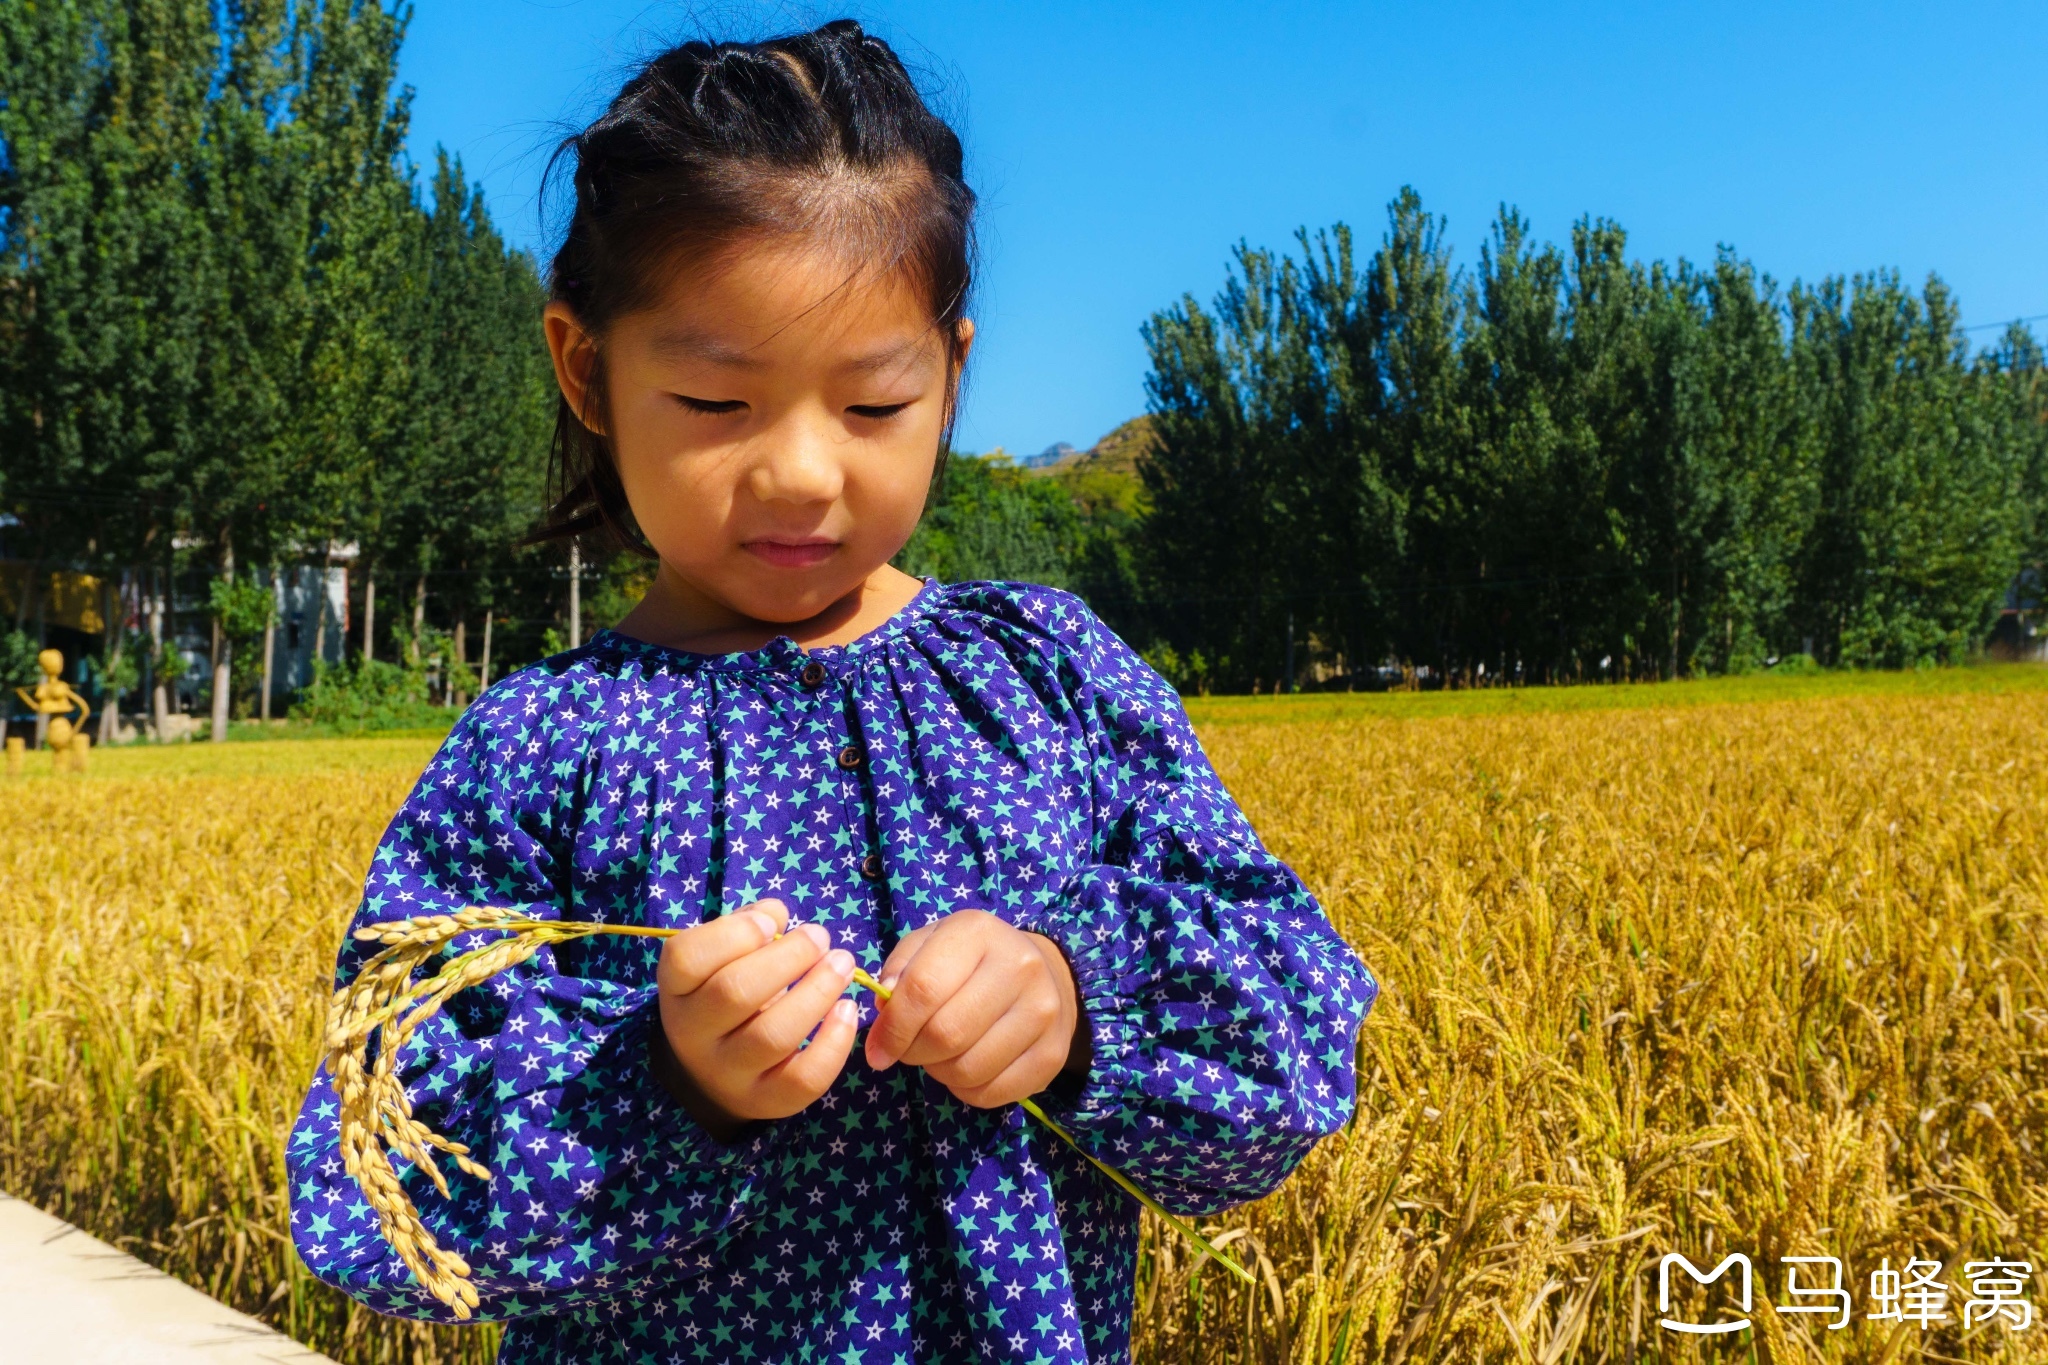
[{"left": 289, "top": 578, "right": 1379, "bottom": 1365}]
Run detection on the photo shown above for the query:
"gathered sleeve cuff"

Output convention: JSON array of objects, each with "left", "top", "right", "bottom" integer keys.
[
  {"left": 287, "top": 682, "right": 786, "bottom": 1323},
  {"left": 1009, "top": 597, "right": 1379, "bottom": 1217},
  {"left": 1015, "top": 802, "right": 1375, "bottom": 1216}
]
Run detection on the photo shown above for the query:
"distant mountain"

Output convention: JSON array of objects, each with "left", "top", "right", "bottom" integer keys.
[
  {"left": 1016, "top": 442, "right": 1080, "bottom": 469},
  {"left": 1084, "top": 417, "right": 1157, "bottom": 474},
  {"left": 975, "top": 418, "right": 1157, "bottom": 477}
]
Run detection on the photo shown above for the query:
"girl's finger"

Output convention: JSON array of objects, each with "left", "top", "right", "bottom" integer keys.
[
  {"left": 723, "top": 947, "right": 857, "bottom": 1069},
  {"left": 656, "top": 900, "right": 787, "bottom": 996},
  {"left": 865, "top": 921, "right": 989, "bottom": 1070},
  {"left": 945, "top": 1036, "right": 1071, "bottom": 1110},
  {"left": 873, "top": 920, "right": 936, "bottom": 988},
  {"left": 691, "top": 921, "right": 830, "bottom": 1033},
  {"left": 918, "top": 993, "right": 1049, "bottom": 1089},
  {"left": 893, "top": 962, "right": 1022, "bottom": 1069},
  {"left": 759, "top": 997, "right": 860, "bottom": 1111}
]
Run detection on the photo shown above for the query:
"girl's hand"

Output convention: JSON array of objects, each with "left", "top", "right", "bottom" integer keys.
[
  {"left": 651, "top": 898, "right": 858, "bottom": 1142},
  {"left": 864, "top": 909, "right": 1090, "bottom": 1108}
]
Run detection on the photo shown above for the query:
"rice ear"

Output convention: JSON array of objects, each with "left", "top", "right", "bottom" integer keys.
[{"left": 328, "top": 912, "right": 1247, "bottom": 1315}]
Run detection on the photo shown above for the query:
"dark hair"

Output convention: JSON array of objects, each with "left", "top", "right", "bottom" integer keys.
[{"left": 532, "top": 18, "right": 976, "bottom": 553}]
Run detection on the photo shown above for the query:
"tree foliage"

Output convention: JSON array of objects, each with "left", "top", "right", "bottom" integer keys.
[
  {"left": 6, "top": 12, "right": 2039, "bottom": 712},
  {"left": 1137, "top": 189, "right": 2047, "bottom": 689},
  {"left": 0, "top": 0, "right": 551, "bottom": 718},
  {"left": 895, "top": 448, "right": 1146, "bottom": 626}
]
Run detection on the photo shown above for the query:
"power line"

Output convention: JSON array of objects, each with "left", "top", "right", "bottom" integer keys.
[{"left": 1961, "top": 312, "right": 2048, "bottom": 333}]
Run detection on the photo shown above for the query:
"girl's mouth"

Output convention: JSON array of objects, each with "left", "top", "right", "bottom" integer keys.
[{"left": 744, "top": 538, "right": 839, "bottom": 568}]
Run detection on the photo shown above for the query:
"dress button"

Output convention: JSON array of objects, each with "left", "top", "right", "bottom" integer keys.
[
  {"left": 799, "top": 660, "right": 827, "bottom": 688},
  {"left": 836, "top": 743, "right": 865, "bottom": 770},
  {"left": 860, "top": 853, "right": 885, "bottom": 880}
]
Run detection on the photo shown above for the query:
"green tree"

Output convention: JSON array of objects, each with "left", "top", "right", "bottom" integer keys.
[
  {"left": 896, "top": 452, "right": 1084, "bottom": 587},
  {"left": 189, "top": 0, "right": 414, "bottom": 734},
  {"left": 1140, "top": 189, "right": 2048, "bottom": 688},
  {"left": 1990, "top": 322, "right": 2048, "bottom": 599},
  {"left": 1044, "top": 433, "right": 1151, "bottom": 635},
  {"left": 0, "top": 1, "right": 531, "bottom": 732},
  {"left": 1792, "top": 273, "right": 2030, "bottom": 666},
  {"left": 0, "top": 0, "right": 214, "bottom": 585},
  {"left": 370, "top": 151, "right": 551, "bottom": 665},
  {"left": 1666, "top": 252, "right": 1819, "bottom": 671},
  {"left": 1139, "top": 241, "right": 1331, "bottom": 688}
]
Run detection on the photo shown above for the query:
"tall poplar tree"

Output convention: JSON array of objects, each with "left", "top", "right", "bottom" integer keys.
[
  {"left": 1139, "top": 189, "right": 2048, "bottom": 688},
  {"left": 0, "top": 0, "right": 213, "bottom": 583}
]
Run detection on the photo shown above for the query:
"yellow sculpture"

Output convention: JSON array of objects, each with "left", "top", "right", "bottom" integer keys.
[{"left": 15, "top": 648, "right": 90, "bottom": 773}]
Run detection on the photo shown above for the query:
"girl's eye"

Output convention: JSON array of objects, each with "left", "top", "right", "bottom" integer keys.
[
  {"left": 675, "top": 394, "right": 746, "bottom": 415},
  {"left": 848, "top": 402, "right": 911, "bottom": 420}
]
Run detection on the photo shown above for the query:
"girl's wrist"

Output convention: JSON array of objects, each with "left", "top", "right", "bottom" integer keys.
[
  {"left": 1024, "top": 931, "right": 1092, "bottom": 1083},
  {"left": 1062, "top": 1005, "right": 1093, "bottom": 1081},
  {"left": 647, "top": 1021, "right": 749, "bottom": 1144}
]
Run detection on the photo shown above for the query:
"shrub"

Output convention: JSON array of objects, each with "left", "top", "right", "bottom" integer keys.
[
  {"left": 0, "top": 629, "right": 41, "bottom": 695},
  {"left": 289, "top": 659, "right": 451, "bottom": 733}
]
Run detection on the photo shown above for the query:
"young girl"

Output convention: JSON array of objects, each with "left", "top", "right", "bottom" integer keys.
[{"left": 289, "top": 20, "right": 1378, "bottom": 1364}]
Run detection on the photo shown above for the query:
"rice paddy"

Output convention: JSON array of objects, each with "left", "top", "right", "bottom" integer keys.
[{"left": 2, "top": 668, "right": 2044, "bottom": 1363}]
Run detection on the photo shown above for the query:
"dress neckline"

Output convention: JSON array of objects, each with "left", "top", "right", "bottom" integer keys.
[{"left": 586, "top": 576, "right": 945, "bottom": 673}]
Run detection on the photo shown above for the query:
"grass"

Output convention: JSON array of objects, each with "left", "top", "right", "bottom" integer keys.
[
  {"left": 1183, "top": 658, "right": 2048, "bottom": 726},
  {"left": 15, "top": 733, "right": 441, "bottom": 781},
  {"left": 219, "top": 718, "right": 459, "bottom": 744},
  {"left": 101, "top": 661, "right": 2048, "bottom": 746},
  {"left": 2, "top": 671, "right": 2045, "bottom": 1363}
]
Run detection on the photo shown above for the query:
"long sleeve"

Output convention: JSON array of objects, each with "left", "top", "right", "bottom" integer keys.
[
  {"left": 287, "top": 677, "right": 778, "bottom": 1323},
  {"left": 1014, "top": 604, "right": 1378, "bottom": 1217}
]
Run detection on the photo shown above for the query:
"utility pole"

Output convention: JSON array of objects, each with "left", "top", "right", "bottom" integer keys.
[
  {"left": 259, "top": 567, "right": 279, "bottom": 722},
  {"left": 149, "top": 568, "right": 168, "bottom": 741},
  {"left": 1286, "top": 611, "right": 1296, "bottom": 693},
  {"left": 568, "top": 539, "right": 582, "bottom": 648},
  {"left": 480, "top": 612, "right": 494, "bottom": 690},
  {"left": 210, "top": 538, "right": 234, "bottom": 743},
  {"left": 362, "top": 572, "right": 377, "bottom": 665}
]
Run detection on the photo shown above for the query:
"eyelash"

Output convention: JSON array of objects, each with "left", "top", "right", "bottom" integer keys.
[
  {"left": 675, "top": 395, "right": 745, "bottom": 415},
  {"left": 673, "top": 396, "right": 910, "bottom": 420}
]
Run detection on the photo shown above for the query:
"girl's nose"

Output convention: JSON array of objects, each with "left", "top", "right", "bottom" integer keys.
[{"left": 749, "top": 412, "right": 846, "bottom": 506}]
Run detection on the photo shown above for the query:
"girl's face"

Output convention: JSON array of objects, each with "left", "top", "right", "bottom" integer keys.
[{"left": 544, "top": 239, "right": 970, "bottom": 641}]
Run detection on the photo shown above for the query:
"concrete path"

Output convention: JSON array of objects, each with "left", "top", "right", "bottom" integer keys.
[{"left": 0, "top": 1193, "right": 339, "bottom": 1364}]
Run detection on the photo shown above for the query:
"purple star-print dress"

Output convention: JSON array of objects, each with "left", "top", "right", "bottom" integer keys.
[{"left": 288, "top": 579, "right": 1379, "bottom": 1365}]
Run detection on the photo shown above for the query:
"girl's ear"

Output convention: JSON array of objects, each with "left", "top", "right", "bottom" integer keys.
[
  {"left": 544, "top": 301, "right": 608, "bottom": 437},
  {"left": 943, "top": 317, "right": 976, "bottom": 422}
]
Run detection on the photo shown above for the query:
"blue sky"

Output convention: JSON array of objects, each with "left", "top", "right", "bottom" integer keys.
[{"left": 399, "top": 1, "right": 2048, "bottom": 457}]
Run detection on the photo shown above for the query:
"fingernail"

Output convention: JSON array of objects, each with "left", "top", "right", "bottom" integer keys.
[
  {"left": 831, "top": 998, "right": 857, "bottom": 1027},
  {"left": 746, "top": 910, "right": 777, "bottom": 940},
  {"left": 796, "top": 922, "right": 831, "bottom": 951},
  {"left": 878, "top": 973, "right": 899, "bottom": 994},
  {"left": 825, "top": 948, "right": 854, "bottom": 978}
]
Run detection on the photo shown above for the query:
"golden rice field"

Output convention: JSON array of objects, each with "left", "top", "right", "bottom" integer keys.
[{"left": 2, "top": 669, "right": 2046, "bottom": 1364}]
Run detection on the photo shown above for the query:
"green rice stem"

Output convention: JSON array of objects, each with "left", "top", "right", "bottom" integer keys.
[
  {"left": 848, "top": 967, "right": 1254, "bottom": 1285},
  {"left": 392, "top": 916, "right": 1254, "bottom": 1286}
]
